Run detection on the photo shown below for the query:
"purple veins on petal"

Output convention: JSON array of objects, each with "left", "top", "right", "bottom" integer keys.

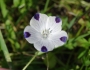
[
  {"left": 24, "top": 32, "right": 31, "bottom": 38},
  {"left": 55, "top": 16, "right": 61, "bottom": 23},
  {"left": 41, "top": 46, "right": 48, "bottom": 52},
  {"left": 34, "top": 13, "right": 39, "bottom": 20},
  {"left": 60, "top": 36, "right": 67, "bottom": 42}
]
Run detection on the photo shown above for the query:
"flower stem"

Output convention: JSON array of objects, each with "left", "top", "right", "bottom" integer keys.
[
  {"left": 46, "top": 53, "right": 49, "bottom": 70},
  {"left": 22, "top": 52, "right": 38, "bottom": 70}
]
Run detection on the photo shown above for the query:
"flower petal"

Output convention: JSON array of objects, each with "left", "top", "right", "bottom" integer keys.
[
  {"left": 34, "top": 39, "right": 54, "bottom": 52},
  {"left": 46, "top": 16, "right": 62, "bottom": 34},
  {"left": 24, "top": 26, "right": 41, "bottom": 43},
  {"left": 50, "top": 31, "right": 68, "bottom": 48},
  {"left": 30, "top": 13, "right": 48, "bottom": 32}
]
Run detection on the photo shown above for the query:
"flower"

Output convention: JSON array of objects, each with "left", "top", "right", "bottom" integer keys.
[{"left": 24, "top": 13, "right": 68, "bottom": 52}]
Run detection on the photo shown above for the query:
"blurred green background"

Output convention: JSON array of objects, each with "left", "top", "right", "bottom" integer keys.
[{"left": 0, "top": 0, "right": 90, "bottom": 70}]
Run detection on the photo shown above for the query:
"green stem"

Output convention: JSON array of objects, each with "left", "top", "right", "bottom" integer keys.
[
  {"left": 46, "top": 53, "right": 49, "bottom": 70},
  {"left": 43, "top": 0, "right": 50, "bottom": 13},
  {"left": 22, "top": 52, "right": 38, "bottom": 70}
]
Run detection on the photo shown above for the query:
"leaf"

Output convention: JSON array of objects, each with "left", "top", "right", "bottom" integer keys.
[
  {"left": 76, "top": 38, "right": 89, "bottom": 49},
  {"left": 19, "top": 0, "right": 26, "bottom": 13},
  {"left": 0, "top": 0, "right": 8, "bottom": 18},
  {"left": 75, "top": 31, "right": 90, "bottom": 41},
  {"left": 44, "top": 52, "right": 57, "bottom": 69},
  {"left": 65, "top": 38, "right": 74, "bottom": 49},
  {"left": 62, "top": 17, "right": 68, "bottom": 29},
  {"left": 68, "top": 18, "right": 76, "bottom": 30},
  {"left": 85, "top": 60, "right": 90, "bottom": 66},
  {"left": 5, "top": 19, "right": 20, "bottom": 50},
  {"left": 78, "top": 50, "right": 86, "bottom": 59},
  {"left": 0, "top": 30, "right": 12, "bottom": 62},
  {"left": 13, "top": 0, "right": 20, "bottom": 7}
]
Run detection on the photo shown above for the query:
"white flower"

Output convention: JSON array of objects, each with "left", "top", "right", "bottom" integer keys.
[{"left": 24, "top": 13, "right": 68, "bottom": 52}]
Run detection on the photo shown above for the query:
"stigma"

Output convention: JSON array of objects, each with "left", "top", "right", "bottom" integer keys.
[{"left": 42, "top": 28, "right": 52, "bottom": 39}]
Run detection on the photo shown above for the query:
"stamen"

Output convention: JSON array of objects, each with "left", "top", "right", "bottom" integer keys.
[{"left": 42, "top": 28, "right": 51, "bottom": 39}]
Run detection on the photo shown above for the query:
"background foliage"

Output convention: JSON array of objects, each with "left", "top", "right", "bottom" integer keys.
[{"left": 0, "top": 0, "right": 90, "bottom": 70}]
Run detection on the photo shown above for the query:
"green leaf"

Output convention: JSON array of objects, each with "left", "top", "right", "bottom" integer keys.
[
  {"left": 0, "top": 0, "right": 8, "bottom": 18},
  {"left": 76, "top": 38, "right": 89, "bottom": 49},
  {"left": 19, "top": 0, "right": 26, "bottom": 13},
  {"left": 84, "top": 60, "right": 90, "bottom": 66},
  {"left": 78, "top": 50, "right": 86, "bottom": 59},
  {"left": 44, "top": 52, "right": 57, "bottom": 69},
  {"left": 0, "top": 30, "right": 12, "bottom": 62},
  {"left": 68, "top": 18, "right": 76, "bottom": 30},
  {"left": 13, "top": 0, "right": 20, "bottom": 7},
  {"left": 65, "top": 38, "right": 74, "bottom": 49},
  {"left": 62, "top": 17, "right": 68, "bottom": 29},
  {"left": 75, "top": 31, "right": 90, "bottom": 41},
  {"left": 5, "top": 19, "right": 20, "bottom": 50},
  {"left": 27, "top": 0, "right": 32, "bottom": 8}
]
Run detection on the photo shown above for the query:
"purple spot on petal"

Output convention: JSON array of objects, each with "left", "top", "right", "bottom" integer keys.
[
  {"left": 41, "top": 46, "right": 48, "bottom": 52},
  {"left": 24, "top": 32, "right": 31, "bottom": 38},
  {"left": 60, "top": 36, "right": 67, "bottom": 42},
  {"left": 34, "top": 13, "right": 39, "bottom": 20},
  {"left": 55, "top": 17, "right": 61, "bottom": 23}
]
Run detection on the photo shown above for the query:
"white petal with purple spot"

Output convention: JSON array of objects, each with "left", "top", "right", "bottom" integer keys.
[
  {"left": 34, "top": 39, "right": 54, "bottom": 52},
  {"left": 30, "top": 13, "right": 48, "bottom": 32},
  {"left": 55, "top": 16, "right": 61, "bottom": 23},
  {"left": 49, "top": 31, "right": 68, "bottom": 48},
  {"left": 46, "top": 16, "right": 62, "bottom": 34},
  {"left": 24, "top": 32, "right": 31, "bottom": 38},
  {"left": 24, "top": 26, "right": 42, "bottom": 43}
]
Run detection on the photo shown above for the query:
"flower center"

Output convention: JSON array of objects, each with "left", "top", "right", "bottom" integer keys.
[{"left": 42, "top": 28, "right": 52, "bottom": 39}]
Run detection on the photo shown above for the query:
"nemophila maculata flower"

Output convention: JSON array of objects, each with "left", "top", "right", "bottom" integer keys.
[{"left": 24, "top": 13, "right": 68, "bottom": 52}]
